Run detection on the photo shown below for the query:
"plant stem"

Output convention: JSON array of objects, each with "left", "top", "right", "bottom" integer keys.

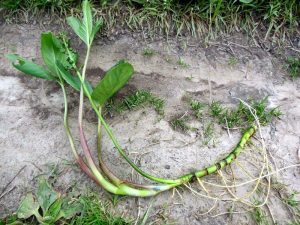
[
  {"left": 60, "top": 82, "right": 99, "bottom": 184},
  {"left": 96, "top": 109, "right": 179, "bottom": 190}
]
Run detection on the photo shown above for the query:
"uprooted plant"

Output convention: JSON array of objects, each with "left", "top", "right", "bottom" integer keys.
[{"left": 7, "top": 0, "right": 259, "bottom": 197}]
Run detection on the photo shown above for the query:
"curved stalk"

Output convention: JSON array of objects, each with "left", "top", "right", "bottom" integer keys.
[
  {"left": 96, "top": 109, "right": 180, "bottom": 190},
  {"left": 59, "top": 81, "right": 99, "bottom": 184}
]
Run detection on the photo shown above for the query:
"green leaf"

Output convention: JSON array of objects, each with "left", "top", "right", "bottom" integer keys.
[
  {"left": 91, "top": 61, "right": 134, "bottom": 106},
  {"left": 56, "top": 61, "right": 93, "bottom": 94},
  {"left": 37, "top": 178, "right": 59, "bottom": 214},
  {"left": 41, "top": 32, "right": 72, "bottom": 77},
  {"left": 17, "top": 193, "right": 40, "bottom": 219},
  {"left": 82, "top": 0, "right": 93, "bottom": 44},
  {"left": 239, "top": 0, "right": 253, "bottom": 3},
  {"left": 67, "top": 1, "right": 102, "bottom": 46},
  {"left": 43, "top": 198, "right": 62, "bottom": 224},
  {"left": 41, "top": 32, "right": 62, "bottom": 76},
  {"left": 6, "top": 54, "right": 54, "bottom": 80},
  {"left": 59, "top": 198, "right": 83, "bottom": 219},
  {"left": 90, "top": 18, "right": 103, "bottom": 43},
  {"left": 66, "top": 16, "right": 88, "bottom": 45}
]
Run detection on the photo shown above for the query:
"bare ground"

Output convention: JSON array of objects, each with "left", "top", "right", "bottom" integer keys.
[{"left": 0, "top": 23, "right": 300, "bottom": 224}]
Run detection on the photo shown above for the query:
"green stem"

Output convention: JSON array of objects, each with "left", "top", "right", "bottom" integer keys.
[
  {"left": 59, "top": 82, "right": 99, "bottom": 183},
  {"left": 96, "top": 108, "right": 179, "bottom": 190}
]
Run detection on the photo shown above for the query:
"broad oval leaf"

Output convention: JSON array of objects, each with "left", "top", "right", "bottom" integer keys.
[
  {"left": 6, "top": 54, "right": 54, "bottom": 80},
  {"left": 91, "top": 61, "right": 134, "bottom": 106},
  {"left": 44, "top": 198, "right": 62, "bottom": 223},
  {"left": 37, "top": 178, "right": 59, "bottom": 214},
  {"left": 17, "top": 193, "right": 40, "bottom": 219}
]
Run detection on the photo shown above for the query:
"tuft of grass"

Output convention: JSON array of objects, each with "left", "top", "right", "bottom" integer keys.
[
  {"left": 69, "top": 195, "right": 130, "bottom": 225},
  {"left": 142, "top": 48, "right": 155, "bottom": 57},
  {"left": 228, "top": 57, "right": 238, "bottom": 67},
  {"left": 210, "top": 100, "right": 224, "bottom": 118},
  {"left": 105, "top": 90, "right": 165, "bottom": 115},
  {"left": 177, "top": 58, "right": 189, "bottom": 68},
  {"left": 170, "top": 115, "right": 191, "bottom": 132},
  {"left": 210, "top": 98, "right": 282, "bottom": 128},
  {"left": 287, "top": 56, "right": 300, "bottom": 78},
  {"left": 250, "top": 206, "right": 270, "bottom": 225},
  {"left": 282, "top": 191, "right": 300, "bottom": 219},
  {"left": 202, "top": 122, "right": 215, "bottom": 146},
  {"left": 190, "top": 100, "right": 206, "bottom": 119}
]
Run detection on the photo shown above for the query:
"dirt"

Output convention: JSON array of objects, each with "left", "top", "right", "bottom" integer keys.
[{"left": 0, "top": 22, "right": 300, "bottom": 225}]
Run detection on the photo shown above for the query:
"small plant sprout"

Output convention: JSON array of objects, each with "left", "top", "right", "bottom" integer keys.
[
  {"left": 142, "top": 48, "right": 155, "bottom": 57},
  {"left": 177, "top": 58, "right": 189, "bottom": 68},
  {"left": 287, "top": 56, "right": 300, "bottom": 78},
  {"left": 7, "top": 0, "right": 258, "bottom": 197},
  {"left": 228, "top": 56, "right": 238, "bottom": 67}
]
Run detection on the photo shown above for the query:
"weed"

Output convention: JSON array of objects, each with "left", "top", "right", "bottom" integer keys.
[
  {"left": 6, "top": 0, "right": 262, "bottom": 200},
  {"left": 106, "top": 90, "right": 165, "bottom": 115},
  {"left": 287, "top": 56, "right": 300, "bottom": 78},
  {"left": 0, "top": 179, "right": 129, "bottom": 225},
  {"left": 142, "top": 48, "right": 155, "bottom": 57},
  {"left": 228, "top": 57, "right": 238, "bottom": 67},
  {"left": 210, "top": 100, "right": 224, "bottom": 118},
  {"left": 177, "top": 58, "right": 189, "bottom": 68},
  {"left": 69, "top": 195, "right": 129, "bottom": 225},
  {"left": 202, "top": 122, "right": 215, "bottom": 146},
  {"left": 209, "top": 98, "right": 282, "bottom": 128},
  {"left": 190, "top": 100, "right": 205, "bottom": 119},
  {"left": 282, "top": 191, "right": 300, "bottom": 219},
  {"left": 170, "top": 115, "right": 191, "bottom": 132},
  {"left": 250, "top": 206, "right": 270, "bottom": 225}
]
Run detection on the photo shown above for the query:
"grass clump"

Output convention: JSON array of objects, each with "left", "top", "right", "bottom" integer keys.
[
  {"left": 69, "top": 195, "right": 130, "bottom": 225},
  {"left": 202, "top": 122, "right": 215, "bottom": 146},
  {"left": 170, "top": 115, "right": 191, "bottom": 132},
  {"left": 210, "top": 100, "right": 224, "bottom": 118},
  {"left": 190, "top": 100, "right": 205, "bottom": 119},
  {"left": 177, "top": 58, "right": 189, "bottom": 68},
  {"left": 287, "top": 56, "right": 300, "bottom": 78},
  {"left": 210, "top": 98, "right": 282, "bottom": 128},
  {"left": 106, "top": 90, "right": 165, "bottom": 115},
  {"left": 142, "top": 48, "right": 155, "bottom": 57},
  {"left": 250, "top": 206, "right": 270, "bottom": 225}
]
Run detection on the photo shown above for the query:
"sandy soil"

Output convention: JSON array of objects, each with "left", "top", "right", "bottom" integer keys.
[{"left": 0, "top": 23, "right": 300, "bottom": 224}]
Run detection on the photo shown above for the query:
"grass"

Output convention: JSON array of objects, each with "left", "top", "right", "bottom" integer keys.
[
  {"left": 170, "top": 115, "right": 191, "bottom": 132},
  {"left": 202, "top": 122, "right": 215, "bottom": 146},
  {"left": 210, "top": 98, "right": 283, "bottom": 128},
  {"left": 105, "top": 90, "right": 165, "bottom": 115},
  {"left": 250, "top": 205, "right": 270, "bottom": 225},
  {"left": 287, "top": 56, "right": 300, "bottom": 78},
  {"left": 142, "top": 48, "right": 155, "bottom": 57},
  {"left": 177, "top": 58, "right": 189, "bottom": 68},
  {"left": 1, "top": 0, "right": 299, "bottom": 40},
  {"left": 228, "top": 57, "right": 238, "bottom": 67},
  {"left": 69, "top": 195, "right": 130, "bottom": 225},
  {"left": 190, "top": 100, "right": 205, "bottom": 119},
  {"left": 0, "top": 194, "right": 130, "bottom": 225}
]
